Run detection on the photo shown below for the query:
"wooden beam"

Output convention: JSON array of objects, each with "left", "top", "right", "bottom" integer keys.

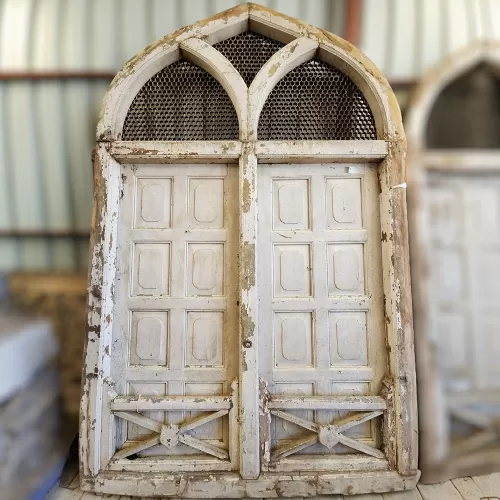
[
  {"left": 0, "top": 71, "right": 115, "bottom": 80},
  {"left": 111, "top": 395, "right": 232, "bottom": 411},
  {"left": 344, "top": 0, "right": 362, "bottom": 46},
  {"left": 0, "top": 230, "right": 89, "bottom": 238},
  {"left": 268, "top": 396, "right": 387, "bottom": 411}
]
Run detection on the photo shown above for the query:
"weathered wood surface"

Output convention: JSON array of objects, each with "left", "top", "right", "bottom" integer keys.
[
  {"left": 405, "top": 42, "right": 500, "bottom": 483},
  {"left": 45, "top": 473, "right": 500, "bottom": 499},
  {"left": 81, "top": 2, "right": 418, "bottom": 497}
]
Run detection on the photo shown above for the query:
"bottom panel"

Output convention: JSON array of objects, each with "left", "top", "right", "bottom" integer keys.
[{"left": 81, "top": 470, "right": 420, "bottom": 497}]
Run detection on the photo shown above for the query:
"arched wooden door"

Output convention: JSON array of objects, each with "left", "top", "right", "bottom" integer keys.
[
  {"left": 406, "top": 42, "right": 500, "bottom": 484},
  {"left": 80, "top": 4, "right": 417, "bottom": 497}
]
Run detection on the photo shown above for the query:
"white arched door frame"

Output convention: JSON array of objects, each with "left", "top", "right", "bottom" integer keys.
[
  {"left": 406, "top": 41, "right": 500, "bottom": 483},
  {"left": 81, "top": 3, "right": 417, "bottom": 496}
]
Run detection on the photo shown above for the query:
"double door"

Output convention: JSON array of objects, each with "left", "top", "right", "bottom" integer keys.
[{"left": 108, "top": 162, "right": 386, "bottom": 475}]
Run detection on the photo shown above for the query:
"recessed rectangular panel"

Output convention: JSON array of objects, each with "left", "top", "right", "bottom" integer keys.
[
  {"left": 478, "top": 248, "right": 500, "bottom": 301},
  {"left": 433, "top": 246, "right": 465, "bottom": 301},
  {"left": 436, "top": 310, "right": 470, "bottom": 391},
  {"left": 188, "top": 177, "right": 224, "bottom": 229},
  {"left": 427, "top": 186, "right": 462, "bottom": 243},
  {"left": 132, "top": 243, "right": 170, "bottom": 296},
  {"left": 327, "top": 244, "right": 364, "bottom": 295},
  {"left": 481, "top": 312, "right": 500, "bottom": 387},
  {"left": 273, "top": 244, "right": 311, "bottom": 297},
  {"left": 130, "top": 311, "right": 168, "bottom": 366},
  {"left": 464, "top": 186, "right": 500, "bottom": 241},
  {"left": 187, "top": 243, "right": 224, "bottom": 296},
  {"left": 273, "top": 383, "right": 314, "bottom": 441},
  {"left": 326, "top": 178, "right": 362, "bottom": 229},
  {"left": 329, "top": 312, "right": 367, "bottom": 366},
  {"left": 185, "top": 311, "right": 223, "bottom": 367},
  {"left": 274, "top": 312, "right": 313, "bottom": 368},
  {"left": 272, "top": 178, "right": 310, "bottom": 230},
  {"left": 127, "top": 383, "right": 166, "bottom": 440},
  {"left": 134, "top": 177, "right": 172, "bottom": 229},
  {"left": 185, "top": 383, "right": 224, "bottom": 440}
]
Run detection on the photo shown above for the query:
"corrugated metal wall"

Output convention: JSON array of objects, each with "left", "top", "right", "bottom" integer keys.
[
  {"left": 0, "top": 0, "right": 346, "bottom": 272},
  {"left": 360, "top": 0, "right": 500, "bottom": 81},
  {"left": 1, "top": 0, "right": 499, "bottom": 272}
]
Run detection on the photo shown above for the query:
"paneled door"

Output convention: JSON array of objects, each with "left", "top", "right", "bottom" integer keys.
[
  {"left": 426, "top": 171, "right": 500, "bottom": 452},
  {"left": 109, "top": 164, "right": 239, "bottom": 471},
  {"left": 258, "top": 164, "right": 387, "bottom": 471}
]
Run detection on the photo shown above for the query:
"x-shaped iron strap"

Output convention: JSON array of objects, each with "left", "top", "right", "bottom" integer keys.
[
  {"left": 448, "top": 404, "right": 500, "bottom": 456},
  {"left": 113, "top": 409, "right": 229, "bottom": 460},
  {"left": 271, "top": 409, "right": 384, "bottom": 461}
]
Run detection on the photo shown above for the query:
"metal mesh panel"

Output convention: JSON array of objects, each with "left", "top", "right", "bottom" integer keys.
[
  {"left": 258, "top": 58, "right": 377, "bottom": 140},
  {"left": 213, "top": 31, "right": 285, "bottom": 86},
  {"left": 122, "top": 59, "right": 238, "bottom": 140},
  {"left": 427, "top": 64, "right": 500, "bottom": 149}
]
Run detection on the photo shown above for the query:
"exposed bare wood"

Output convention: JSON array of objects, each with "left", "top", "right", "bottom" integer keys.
[
  {"left": 110, "top": 396, "right": 232, "bottom": 412},
  {"left": 82, "top": 3, "right": 417, "bottom": 496},
  {"left": 113, "top": 412, "right": 162, "bottom": 433},
  {"left": 271, "top": 434, "right": 319, "bottom": 461},
  {"left": 336, "top": 410, "right": 384, "bottom": 433},
  {"left": 268, "top": 396, "right": 387, "bottom": 410},
  {"left": 337, "top": 433, "right": 386, "bottom": 459},
  {"left": 270, "top": 410, "right": 320, "bottom": 432},
  {"left": 110, "top": 141, "right": 242, "bottom": 163},
  {"left": 255, "top": 140, "right": 388, "bottom": 163},
  {"left": 178, "top": 410, "right": 229, "bottom": 434},
  {"left": 113, "top": 436, "right": 161, "bottom": 460},
  {"left": 177, "top": 435, "right": 229, "bottom": 461}
]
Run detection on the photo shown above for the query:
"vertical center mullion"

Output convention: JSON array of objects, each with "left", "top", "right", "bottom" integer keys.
[
  {"left": 238, "top": 143, "right": 260, "bottom": 479},
  {"left": 310, "top": 173, "right": 330, "bottom": 426}
]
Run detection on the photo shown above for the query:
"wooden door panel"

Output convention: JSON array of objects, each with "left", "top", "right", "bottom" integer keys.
[
  {"left": 108, "top": 164, "right": 238, "bottom": 470},
  {"left": 258, "top": 164, "right": 386, "bottom": 470}
]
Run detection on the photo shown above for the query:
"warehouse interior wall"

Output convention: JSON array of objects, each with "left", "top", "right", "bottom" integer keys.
[{"left": 1, "top": 0, "right": 499, "bottom": 272}]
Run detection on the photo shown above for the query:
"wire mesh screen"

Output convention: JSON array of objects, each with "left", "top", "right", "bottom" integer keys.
[
  {"left": 427, "top": 64, "right": 500, "bottom": 149},
  {"left": 122, "top": 59, "right": 239, "bottom": 140},
  {"left": 213, "top": 31, "right": 285, "bottom": 86},
  {"left": 258, "top": 58, "right": 377, "bottom": 140}
]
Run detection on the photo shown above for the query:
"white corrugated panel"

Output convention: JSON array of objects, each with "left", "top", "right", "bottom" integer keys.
[
  {"left": 8, "top": 0, "right": 500, "bottom": 270},
  {"left": 359, "top": 0, "right": 500, "bottom": 80},
  {"left": 0, "top": 0, "right": 345, "bottom": 272}
]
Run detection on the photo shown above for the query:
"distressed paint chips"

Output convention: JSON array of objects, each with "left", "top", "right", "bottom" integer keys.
[{"left": 81, "top": 3, "right": 418, "bottom": 496}]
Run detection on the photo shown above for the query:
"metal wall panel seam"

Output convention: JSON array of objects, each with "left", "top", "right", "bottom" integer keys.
[
  {"left": 7, "top": 0, "right": 49, "bottom": 268},
  {"left": 60, "top": 0, "right": 87, "bottom": 268},
  {"left": 29, "top": 0, "right": 52, "bottom": 268},
  {"left": 0, "top": 0, "right": 19, "bottom": 269},
  {"left": 40, "top": 0, "right": 76, "bottom": 269}
]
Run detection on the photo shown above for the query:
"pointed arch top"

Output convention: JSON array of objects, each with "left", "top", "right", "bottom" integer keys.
[
  {"left": 406, "top": 41, "right": 500, "bottom": 153},
  {"left": 97, "top": 2, "right": 403, "bottom": 142}
]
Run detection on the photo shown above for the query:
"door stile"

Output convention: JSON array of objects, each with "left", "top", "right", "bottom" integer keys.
[{"left": 238, "top": 143, "right": 260, "bottom": 479}]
